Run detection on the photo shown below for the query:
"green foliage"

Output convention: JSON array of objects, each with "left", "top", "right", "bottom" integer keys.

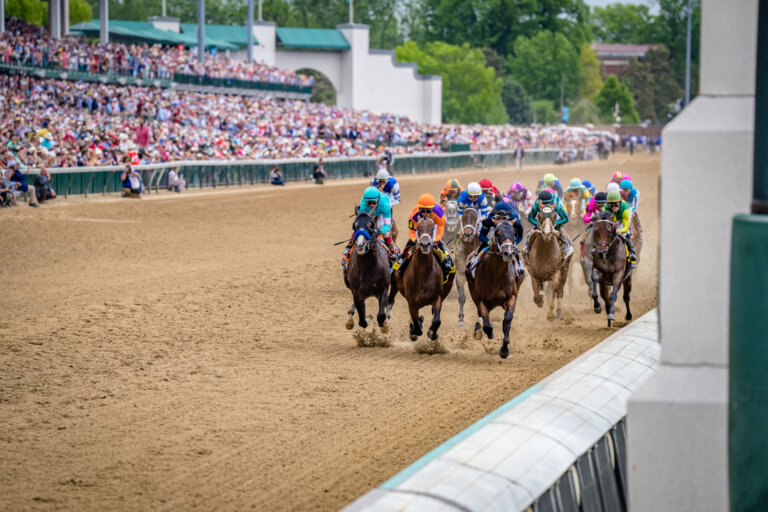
[
  {"left": 6, "top": 0, "right": 46, "bottom": 25},
  {"left": 577, "top": 42, "right": 602, "bottom": 99},
  {"left": 530, "top": 99, "right": 559, "bottom": 124},
  {"left": 396, "top": 41, "right": 507, "bottom": 125},
  {"left": 655, "top": 0, "right": 701, "bottom": 95},
  {"left": 70, "top": 0, "right": 92, "bottom": 25},
  {"left": 481, "top": 47, "right": 505, "bottom": 78},
  {"left": 594, "top": 75, "right": 639, "bottom": 124},
  {"left": 569, "top": 98, "right": 601, "bottom": 124},
  {"left": 621, "top": 45, "right": 682, "bottom": 123},
  {"left": 590, "top": 3, "right": 660, "bottom": 44},
  {"left": 297, "top": 68, "right": 336, "bottom": 105},
  {"left": 507, "top": 31, "right": 580, "bottom": 105},
  {"left": 501, "top": 76, "right": 531, "bottom": 124}
]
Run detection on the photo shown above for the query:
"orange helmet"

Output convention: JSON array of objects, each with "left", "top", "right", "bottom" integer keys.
[
  {"left": 417, "top": 194, "right": 436, "bottom": 209},
  {"left": 445, "top": 178, "right": 461, "bottom": 190}
]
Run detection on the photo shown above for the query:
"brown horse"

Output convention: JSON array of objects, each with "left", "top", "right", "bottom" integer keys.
[
  {"left": 590, "top": 211, "right": 638, "bottom": 327},
  {"left": 565, "top": 189, "right": 585, "bottom": 227},
  {"left": 523, "top": 206, "right": 572, "bottom": 320},
  {"left": 453, "top": 207, "right": 480, "bottom": 327},
  {"left": 343, "top": 212, "right": 392, "bottom": 332},
  {"left": 393, "top": 218, "right": 455, "bottom": 341},
  {"left": 466, "top": 221, "right": 525, "bottom": 359}
]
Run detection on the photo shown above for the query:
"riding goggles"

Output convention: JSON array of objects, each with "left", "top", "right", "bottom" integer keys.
[
  {"left": 419, "top": 208, "right": 433, "bottom": 215},
  {"left": 608, "top": 201, "right": 620, "bottom": 207},
  {"left": 497, "top": 213, "right": 512, "bottom": 220},
  {"left": 365, "top": 200, "right": 379, "bottom": 207}
]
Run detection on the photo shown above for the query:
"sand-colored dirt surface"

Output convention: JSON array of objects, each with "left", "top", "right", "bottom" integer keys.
[{"left": 0, "top": 153, "right": 659, "bottom": 511}]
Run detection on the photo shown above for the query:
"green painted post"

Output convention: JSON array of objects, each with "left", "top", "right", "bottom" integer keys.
[{"left": 729, "top": 2, "right": 768, "bottom": 510}]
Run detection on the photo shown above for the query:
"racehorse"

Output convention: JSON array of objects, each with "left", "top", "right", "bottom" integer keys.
[
  {"left": 590, "top": 211, "right": 639, "bottom": 327},
  {"left": 565, "top": 189, "right": 584, "bottom": 226},
  {"left": 393, "top": 218, "right": 455, "bottom": 341},
  {"left": 453, "top": 207, "right": 481, "bottom": 327},
  {"left": 443, "top": 200, "right": 460, "bottom": 249},
  {"left": 580, "top": 224, "right": 596, "bottom": 299},
  {"left": 523, "top": 206, "right": 572, "bottom": 320},
  {"left": 343, "top": 212, "right": 392, "bottom": 332},
  {"left": 466, "top": 221, "right": 525, "bottom": 359}
]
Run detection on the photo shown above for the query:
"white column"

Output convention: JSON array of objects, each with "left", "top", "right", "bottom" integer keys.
[
  {"left": 197, "top": 0, "right": 205, "bottom": 64},
  {"left": 336, "top": 23, "right": 369, "bottom": 111},
  {"left": 247, "top": 0, "right": 254, "bottom": 63},
  {"left": 99, "top": 0, "right": 108, "bottom": 44},
  {"left": 250, "top": 21, "right": 275, "bottom": 66},
  {"left": 0, "top": 0, "right": 5, "bottom": 35},
  {"left": 627, "top": 0, "right": 758, "bottom": 510},
  {"left": 61, "top": 0, "right": 69, "bottom": 36},
  {"left": 49, "top": 0, "right": 61, "bottom": 39}
]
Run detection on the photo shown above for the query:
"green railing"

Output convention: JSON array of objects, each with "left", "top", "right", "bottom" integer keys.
[
  {"left": 34, "top": 149, "right": 562, "bottom": 197},
  {"left": 0, "top": 64, "right": 312, "bottom": 95}
]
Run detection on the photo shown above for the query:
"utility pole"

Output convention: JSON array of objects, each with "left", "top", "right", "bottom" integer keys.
[
  {"left": 684, "top": 0, "right": 692, "bottom": 106},
  {"left": 258, "top": 0, "right": 263, "bottom": 21},
  {"left": 349, "top": 0, "right": 354, "bottom": 24},
  {"left": 162, "top": 0, "right": 166, "bottom": 17},
  {"left": 247, "top": 0, "right": 254, "bottom": 63},
  {"left": 197, "top": 0, "right": 205, "bottom": 64}
]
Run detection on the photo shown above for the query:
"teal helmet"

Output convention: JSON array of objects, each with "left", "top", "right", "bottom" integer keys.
[
  {"left": 569, "top": 178, "right": 582, "bottom": 189},
  {"left": 620, "top": 179, "right": 633, "bottom": 190},
  {"left": 363, "top": 186, "right": 380, "bottom": 202}
]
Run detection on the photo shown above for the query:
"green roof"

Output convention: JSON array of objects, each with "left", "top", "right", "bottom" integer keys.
[
  {"left": 276, "top": 28, "right": 349, "bottom": 50},
  {"left": 181, "top": 23, "right": 254, "bottom": 48},
  {"left": 72, "top": 20, "right": 238, "bottom": 50}
]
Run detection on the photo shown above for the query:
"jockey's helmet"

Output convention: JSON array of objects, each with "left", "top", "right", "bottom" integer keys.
[
  {"left": 417, "top": 194, "right": 436, "bottom": 210},
  {"left": 511, "top": 182, "right": 524, "bottom": 191},
  {"left": 467, "top": 182, "right": 482, "bottom": 198},
  {"left": 582, "top": 180, "right": 593, "bottom": 190},
  {"left": 543, "top": 173, "right": 556, "bottom": 185},
  {"left": 363, "top": 186, "right": 380, "bottom": 205},
  {"left": 606, "top": 182, "right": 620, "bottom": 194},
  {"left": 539, "top": 190, "right": 554, "bottom": 205},
  {"left": 612, "top": 171, "right": 623, "bottom": 182},
  {"left": 568, "top": 178, "right": 582, "bottom": 190},
  {"left": 376, "top": 169, "right": 390, "bottom": 181},
  {"left": 594, "top": 192, "right": 608, "bottom": 205},
  {"left": 493, "top": 201, "right": 513, "bottom": 219},
  {"left": 479, "top": 178, "right": 494, "bottom": 191},
  {"left": 606, "top": 190, "right": 622, "bottom": 204},
  {"left": 620, "top": 179, "right": 633, "bottom": 190},
  {"left": 445, "top": 178, "right": 461, "bottom": 191}
]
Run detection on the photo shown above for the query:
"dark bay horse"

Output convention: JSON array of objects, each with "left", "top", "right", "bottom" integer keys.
[
  {"left": 343, "top": 212, "right": 392, "bottom": 332},
  {"left": 523, "top": 206, "right": 572, "bottom": 320},
  {"left": 393, "top": 218, "right": 455, "bottom": 341},
  {"left": 454, "top": 207, "right": 480, "bottom": 327},
  {"left": 590, "top": 211, "right": 635, "bottom": 327},
  {"left": 466, "top": 221, "right": 525, "bottom": 359}
]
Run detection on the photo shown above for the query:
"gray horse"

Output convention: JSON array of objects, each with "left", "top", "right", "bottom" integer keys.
[
  {"left": 443, "top": 200, "right": 460, "bottom": 249},
  {"left": 453, "top": 207, "right": 481, "bottom": 327}
]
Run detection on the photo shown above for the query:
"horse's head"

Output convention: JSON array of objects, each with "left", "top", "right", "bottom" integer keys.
[
  {"left": 494, "top": 220, "right": 517, "bottom": 262},
  {"left": 416, "top": 217, "right": 436, "bottom": 254},
  {"left": 445, "top": 200, "right": 459, "bottom": 228},
  {"left": 592, "top": 210, "right": 617, "bottom": 260},
  {"left": 459, "top": 207, "right": 478, "bottom": 242},
  {"left": 537, "top": 206, "right": 556, "bottom": 238},
  {"left": 352, "top": 212, "right": 377, "bottom": 255}
]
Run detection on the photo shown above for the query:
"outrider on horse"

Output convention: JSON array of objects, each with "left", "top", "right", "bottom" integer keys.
[{"left": 466, "top": 212, "right": 525, "bottom": 359}]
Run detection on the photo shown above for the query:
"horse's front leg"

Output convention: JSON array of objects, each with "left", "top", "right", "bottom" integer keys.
[
  {"left": 500, "top": 296, "right": 517, "bottom": 359},
  {"left": 607, "top": 272, "right": 623, "bottom": 326},
  {"left": 377, "top": 288, "right": 389, "bottom": 333},
  {"left": 345, "top": 303, "right": 355, "bottom": 330},
  {"left": 427, "top": 297, "right": 443, "bottom": 341},
  {"left": 530, "top": 275, "right": 543, "bottom": 308},
  {"left": 555, "top": 269, "right": 566, "bottom": 320},
  {"left": 477, "top": 301, "right": 493, "bottom": 340},
  {"left": 355, "top": 297, "right": 368, "bottom": 329},
  {"left": 456, "top": 273, "right": 466, "bottom": 327},
  {"left": 408, "top": 302, "right": 423, "bottom": 341},
  {"left": 591, "top": 268, "right": 602, "bottom": 313},
  {"left": 623, "top": 276, "right": 633, "bottom": 322}
]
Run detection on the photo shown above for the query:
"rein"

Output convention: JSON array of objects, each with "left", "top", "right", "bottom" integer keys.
[{"left": 591, "top": 219, "right": 620, "bottom": 253}]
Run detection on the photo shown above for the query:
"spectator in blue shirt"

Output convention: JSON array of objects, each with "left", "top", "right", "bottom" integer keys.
[{"left": 8, "top": 162, "right": 38, "bottom": 207}]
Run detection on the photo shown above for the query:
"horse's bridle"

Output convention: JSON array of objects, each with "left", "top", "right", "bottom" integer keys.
[
  {"left": 417, "top": 221, "right": 437, "bottom": 253},
  {"left": 459, "top": 207, "right": 478, "bottom": 240},
  {"left": 492, "top": 223, "right": 518, "bottom": 262},
  {"left": 591, "top": 219, "right": 620, "bottom": 256},
  {"left": 531, "top": 206, "right": 556, "bottom": 236},
  {"left": 353, "top": 225, "right": 381, "bottom": 255}
]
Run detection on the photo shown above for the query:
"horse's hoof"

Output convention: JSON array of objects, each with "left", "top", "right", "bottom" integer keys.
[
  {"left": 483, "top": 325, "right": 494, "bottom": 339},
  {"left": 594, "top": 305, "right": 602, "bottom": 314},
  {"left": 418, "top": 315, "right": 424, "bottom": 328},
  {"left": 607, "top": 319, "right": 613, "bottom": 327},
  {"left": 546, "top": 312, "right": 555, "bottom": 321},
  {"left": 345, "top": 316, "right": 354, "bottom": 330},
  {"left": 457, "top": 320, "right": 465, "bottom": 328},
  {"left": 625, "top": 313, "right": 633, "bottom": 321},
  {"left": 427, "top": 329, "right": 438, "bottom": 341},
  {"left": 473, "top": 322, "right": 483, "bottom": 340},
  {"left": 409, "top": 334, "right": 418, "bottom": 342},
  {"left": 608, "top": 313, "right": 615, "bottom": 321},
  {"left": 534, "top": 298, "right": 543, "bottom": 308},
  {"left": 499, "top": 345, "right": 510, "bottom": 359},
  {"left": 380, "top": 323, "right": 389, "bottom": 334}
]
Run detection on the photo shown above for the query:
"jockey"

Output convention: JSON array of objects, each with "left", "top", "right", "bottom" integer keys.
[
  {"left": 526, "top": 190, "right": 572, "bottom": 262},
  {"left": 342, "top": 187, "right": 396, "bottom": 268},
  {"left": 610, "top": 171, "right": 624, "bottom": 186},
  {"left": 565, "top": 178, "right": 590, "bottom": 210},
  {"left": 583, "top": 192, "right": 608, "bottom": 224},
  {"left": 479, "top": 178, "right": 503, "bottom": 207},
  {"left": 396, "top": 193, "right": 454, "bottom": 282},
  {"left": 504, "top": 182, "right": 534, "bottom": 217},
  {"left": 537, "top": 173, "right": 564, "bottom": 197},
  {"left": 582, "top": 180, "right": 597, "bottom": 197},
  {"left": 606, "top": 182, "right": 621, "bottom": 195},
  {"left": 457, "top": 182, "right": 491, "bottom": 218},
  {"left": 620, "top": 178, "right": 642, "bottom": 232},
  {"left": 372, "top": 169, "right": 401, "bottom": 206},
  {"left": 440, "top": 178, "right": 463, "bottom": 206},
  {"left": 467, "top": 202, "right": 525, "bottom": 276},
  {"left": 604, "top": 190, "right": 638, "bottom": 268}
]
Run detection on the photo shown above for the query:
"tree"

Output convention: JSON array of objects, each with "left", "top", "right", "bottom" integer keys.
[
  {"left": 70, "top": 0, "right": 92, "bottom": 25},
  {"left": 297, "top": 68, "right": 336, "bottom": 105},
  {"left": 577, "top": 42, "right": 602, "bottom": 99},
  {"left": 507, "top": 30, "right": 580, "bottom": 105},
  {"left": 594, "top": 75, "right": 639, "bottom": 124},
  {"left": 6, "top": 0, "right": 47, "bottom": 25},
  {"left": 621, "top": 45, "right": 682, "bottom": 123},
  {"left": 481, "top": 47, "right": 505, "bottom": 78},
  {"left": 501, "top": 76, "right": 531, "bottom": 124},
  {"left": 590, "top": 3, "right": 660, "bottom": 44},
  {"left": 569, "top": 98, "right": 601, "bottom": 124},
  {"left": 396, "top": 41, "right": 508, "bottom": 124},
  {"left": 530, "top": 99, "right": 559, "bottom": 124},
  {"left": 655, "top": 0, "right": 701, "bottom": 95}
]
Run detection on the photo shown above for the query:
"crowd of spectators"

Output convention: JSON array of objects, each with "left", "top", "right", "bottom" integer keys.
[
  {"left": 0, "top": 18, "right": 313, "bottom": 86},
  {"left": 0, "top": 73, "right": 610, "bottom": 172}
]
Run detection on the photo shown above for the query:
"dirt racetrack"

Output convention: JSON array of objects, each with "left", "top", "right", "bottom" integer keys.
[{"left": 1, "top": 153, "right": 659, "bottom": 511}]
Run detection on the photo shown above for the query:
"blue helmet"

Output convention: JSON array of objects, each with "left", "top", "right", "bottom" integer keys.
[
  {"left": 582, "top": 180, "right": 593, "bottom": 189},
  {"left": 493, "top": 201, "right": 513, "bottom": 214},
  {"left": 363, "top": 186, "right": 380, "bottom": 202}
]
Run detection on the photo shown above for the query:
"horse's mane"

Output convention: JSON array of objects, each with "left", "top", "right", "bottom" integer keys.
[{"left": 597, "top": 210, "right": 613, "bottom": 221}]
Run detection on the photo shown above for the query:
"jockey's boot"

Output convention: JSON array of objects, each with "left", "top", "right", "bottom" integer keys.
[
  {"left": 341, "top": 238, "right": 353, "bottom": 269},
  {"left": 624, "top": 234, "right": 638, "bottom": 269},
  {"left": 434, "top": 242, "right": 455, "bottom": 284},
  {"left": 514, "top": 252, "right": 525, "bottom": 276},
  {"left": 557, "top": 229, "right": 573, "bottom": 263},
  {"left": 394, "top": 240, "right": 414, "bottom": 273},
  {"left": 387, "top": 243, "right": 400, "bottom": 266}
]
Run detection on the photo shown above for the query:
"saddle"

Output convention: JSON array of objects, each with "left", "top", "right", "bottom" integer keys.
[{"left": 393, "top": 244, "right": 454, "bottom": 283}]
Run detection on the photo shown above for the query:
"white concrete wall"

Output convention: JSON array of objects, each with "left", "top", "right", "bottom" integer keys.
[
  {"left": 276, "top": 50, "right": 343, "bottom": 94},
  {"left": 148, "top": 17, "right": 181, "bottom": 33},
  {"left": 627, "top": 0, "right": 758, "bottom": 510},
  {"left": 251, "top": 21, "right": 276, "bottom": 67}
]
